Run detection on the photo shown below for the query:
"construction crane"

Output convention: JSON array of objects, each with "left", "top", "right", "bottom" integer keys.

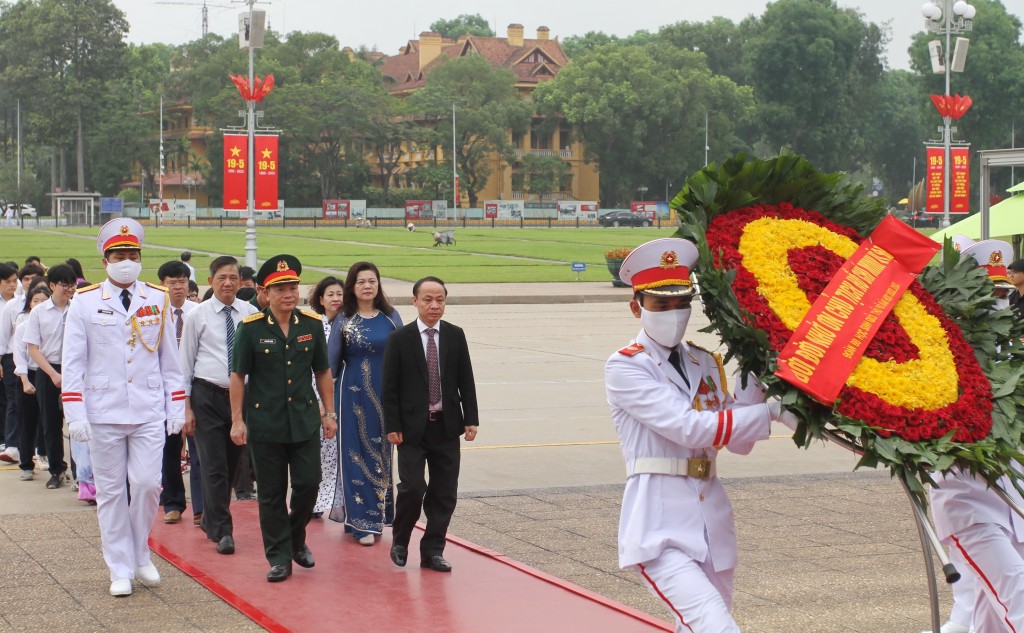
[{"left": 155, "top": 0, "right": 234, "bottom": 39}]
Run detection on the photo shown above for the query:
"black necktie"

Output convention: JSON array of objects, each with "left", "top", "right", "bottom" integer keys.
[
  {"left": 667, "top": 349, "right": 690, "bottom": 388},
  {"left": 120, "top": 288, "right": 131, "bottom": 312}
]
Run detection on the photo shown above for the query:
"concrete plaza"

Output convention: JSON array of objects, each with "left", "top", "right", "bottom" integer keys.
[{"left": 0, "top": 282, "right": 955, "bottom": 632}]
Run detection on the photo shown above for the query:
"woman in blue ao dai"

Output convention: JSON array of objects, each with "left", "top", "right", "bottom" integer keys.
[{"left": 327, "top": 262, "right": 402, "bottom": 545}]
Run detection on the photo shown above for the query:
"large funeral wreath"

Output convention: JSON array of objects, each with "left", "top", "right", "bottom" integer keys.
[{"left": 672, "top": 152, "right": 1024, "bottom": 497}]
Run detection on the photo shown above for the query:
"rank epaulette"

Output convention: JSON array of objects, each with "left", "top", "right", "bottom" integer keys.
[
  {"left": 145, "top": 281, "right": 168, "bottom": 292},
  {"left": 242, "top": 312, "right": 266, "bottom": 323},
  {"left": 686, "top": 340, "right": 719, "bottom": 356},
  {"left": 75, "top": 283, "right": 101, "bottom": 294},
  {"left": 300, "top": 309, "right": 321, "bottom": 320},
  {"left": 618, "top": 343, "right": 645, "bottom": 356}
]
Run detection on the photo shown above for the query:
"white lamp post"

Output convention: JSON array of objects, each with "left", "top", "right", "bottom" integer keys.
[{"left": 922, "top": 0, "right": 975, "bottom": 228}]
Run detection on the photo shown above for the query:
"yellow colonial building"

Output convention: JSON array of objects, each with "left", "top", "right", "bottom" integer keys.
[{"left": 375, "top": 24, "right": 600, "bottom": 206}]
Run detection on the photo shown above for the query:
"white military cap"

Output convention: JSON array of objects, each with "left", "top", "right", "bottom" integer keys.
[
  {"left": 618, "top": 238, "right": 698, "bottom": 297},
  {"left": 950, "top": 234, "right": 975, "bottom": 254},
  {"left": 96, "top": 218, "right": 145, "bottom": 254},
  {"left": 960, "top": 239, "right": 1015, "bottom": 289}
]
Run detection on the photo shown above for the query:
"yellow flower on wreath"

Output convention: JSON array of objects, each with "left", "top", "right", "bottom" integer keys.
[{"left": 737, "top": 218, "right": 957, "bottom": 410}]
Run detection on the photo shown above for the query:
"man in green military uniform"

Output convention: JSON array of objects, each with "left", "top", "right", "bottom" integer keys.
[{"left": 229, "top": 254, "right": 337, "bottom": 583}]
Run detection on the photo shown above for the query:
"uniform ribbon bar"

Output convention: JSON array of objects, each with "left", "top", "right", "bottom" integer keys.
[{"left": 775, "top": 215, "right": 941, "bottom": 404}]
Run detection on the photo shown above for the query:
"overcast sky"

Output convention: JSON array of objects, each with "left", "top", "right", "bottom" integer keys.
[{"left": 113, "top": 0, "right": 1024, "bottom": 70}]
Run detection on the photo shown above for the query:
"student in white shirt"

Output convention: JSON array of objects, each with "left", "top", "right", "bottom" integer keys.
[{"left": 13, "top": 284, "right": 50, "bottom": 480}]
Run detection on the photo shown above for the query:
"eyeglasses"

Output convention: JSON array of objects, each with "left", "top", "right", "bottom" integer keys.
[{"left": 56, "top": 283, "right": 77, "bottom": 291}]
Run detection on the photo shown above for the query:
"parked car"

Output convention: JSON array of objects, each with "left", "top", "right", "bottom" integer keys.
[
  {"left": 3, "top": 203, "right": 36, "bottom": 218},
  {"left": 598, "top": 210, "right": 651, "bottom": 228}
]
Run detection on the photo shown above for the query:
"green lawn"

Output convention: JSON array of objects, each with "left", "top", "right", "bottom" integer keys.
[{"left": 4, "top": 226, "right": 676, "bottom": 284}]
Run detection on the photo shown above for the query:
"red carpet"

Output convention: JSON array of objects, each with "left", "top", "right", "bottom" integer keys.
[{"left": 149, "top": 503, "right": 671, "bottom": 632}]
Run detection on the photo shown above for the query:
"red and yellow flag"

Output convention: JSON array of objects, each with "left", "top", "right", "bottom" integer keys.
[{"left": 223, "top": 134, "right": 247, "bottom": 210}]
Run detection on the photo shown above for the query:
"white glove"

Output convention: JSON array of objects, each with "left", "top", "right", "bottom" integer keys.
[
  {"left": 779, "top": 410, "right": 800, "bottom": 431},
  {"left": 68, "top": 420, "right": 92, "bottom": 442},
  {"left": 166, "top": 418, "right": 186, "bottom": 435},
  {"left": 732, "top": 371, "right": 767, "bottom": 405},
  {"left": 766, "top": 400, "right": 781, "bottom": 420}
]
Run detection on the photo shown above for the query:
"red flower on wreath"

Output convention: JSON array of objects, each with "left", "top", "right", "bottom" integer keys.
[{"left": 706, "top": 203, "right": 992, "bottom": 442}]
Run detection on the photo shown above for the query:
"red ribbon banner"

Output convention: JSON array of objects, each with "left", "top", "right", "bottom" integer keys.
[
  {"left": 223, "top": 134, "right": 248, "bottom": 210},
  {"left": 925, "top": 146, "right": 944, "bottom": 214},
  {"left": 951, "top": 147, "right": 970, "bottom": 214},
  {"left": 775, "top": 215, "right": 941, "bottom": 404},
  {"left": 254, "top": 134, "right": 279, "bottom": 211}
]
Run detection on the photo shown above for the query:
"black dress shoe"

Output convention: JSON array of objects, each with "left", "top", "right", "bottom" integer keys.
[
  {"left": 420, "top": 555, "right": 452, "bottom": 572},
  {"left": 216, "top": 535, "right": 235, "bottom": 555},
  {"left": 267, "top": 564, "right": 292, "bottom": 583},
  {"left": 292, "top": 545, "right": 315, "bottom": 568},
  {"left": 390, "top": 544, "right": 408, "bottom": 567}
]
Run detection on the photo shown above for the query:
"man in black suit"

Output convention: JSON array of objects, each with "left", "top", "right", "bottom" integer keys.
[
  {"left": 1008, "top": 259, "right": 1024, "bottom": 319},
  {"left": 383, "top": 276, "right": 479, "bottom": 573}
]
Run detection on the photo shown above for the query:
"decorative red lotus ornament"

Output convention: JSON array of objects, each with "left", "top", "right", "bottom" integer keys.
[
  {"left": 229, "top": 73, "right": 276, "bottom": 102},
  {"left": 930, "top": 94, "right": 973, "bottom": 120}
]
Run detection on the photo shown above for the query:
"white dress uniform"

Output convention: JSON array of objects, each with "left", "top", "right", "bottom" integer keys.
[
  {"left": 929, "top": 238, "right": 1024, "bottom": 633},
  {"left": 606, "top": 238, "right": 779, "bottom": 633},
  {"left": 60, "top": 219, "right": 185, "bottom": 587}
]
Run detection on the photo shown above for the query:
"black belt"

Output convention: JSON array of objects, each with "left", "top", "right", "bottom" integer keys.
[
  {"left": 193, "top": 377, "right": 229, "bottom": 396},
  {"left": 427, "top": 410, "right": 443, "bottom": 422}
]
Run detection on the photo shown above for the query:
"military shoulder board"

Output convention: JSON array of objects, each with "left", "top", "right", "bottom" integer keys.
[
  {"left": 618, "top": 343, "right": 645, "bottom": 356},
  {"left": 242, "top": 312, "right": 266, "bottom": 323},
  {"left": 300, "top": 309, "right": 322, "bottom": 320},
  {"left": 76, "top": 283, "right": 101, "bottom": 293},
  {"left": 145, "top": 281, "right": 168, "bottom": 292}
]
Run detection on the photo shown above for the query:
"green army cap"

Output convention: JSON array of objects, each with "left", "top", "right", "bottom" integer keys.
[{"left": 257, "top": 254, "right": 302, "bottom": 288}]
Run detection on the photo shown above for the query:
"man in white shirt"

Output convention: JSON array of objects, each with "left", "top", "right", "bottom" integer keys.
[
  {"left": 179, "top": 255, "right": 257, "bottom": 556},
  {"left": 0, "top": 262, "right": 44, "bottom": 463},
  {"left": 24, "top": 264, "right": 76, "bottom": 488},
  {"left": 180, "top": 251, "right": 196, "bottom": 282},
  {"left": 0, "top": 262, "right": 17, "bottom": 456},
  {"left": 157, "top": 260, "right": 201, "bottom": 525},
  {"left": 61, "top": 218, "right": 185, "bottom": 597}
]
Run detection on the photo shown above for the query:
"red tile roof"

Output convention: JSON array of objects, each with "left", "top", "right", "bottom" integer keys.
[{"left": 379, "top": 31, "right": 568, "bottom": 93}]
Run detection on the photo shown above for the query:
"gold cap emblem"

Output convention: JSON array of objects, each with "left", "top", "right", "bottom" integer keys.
[
  {"left": 659, "top": 251, "right": 679, "bottom": 269},
  {"left": 277, "top": 260, "right": 288, "bottom": 271},
  {"left": 990, "top": 251, "right": 1005, "bottom": 265},
  {"left": 120, "top": 225, "right": 130, "bottom": 235}
]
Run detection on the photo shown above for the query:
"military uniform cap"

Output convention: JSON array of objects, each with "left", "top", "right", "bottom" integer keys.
[
  {"left": 950, "top": 234, "right": 975, "bottom": 254},
  {"left": 961, "top": 239, "right": 1015, "bottom": 289},
  {"left": 257, "top": 254, "right": 301, "bottom": 288},
  {"left": 97, "top": 218, "right": 145, "bottom": 254},
  {"left": 618, "top": 238, "right": 698, "bottom": 297}
]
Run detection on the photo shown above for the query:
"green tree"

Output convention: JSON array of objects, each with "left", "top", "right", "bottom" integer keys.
[
  {"left": 561, "top": 31, "right": 658, "bottom": 59},
  {"left": 407, "top": 164, "right": 454, "bottom": 201},
  {"left": 520, "top": 154, "right": 571, "bottom": 202},
  {"left": 361, "top": 93, "right": 426, "bottom": 204},
  {"left": 429, "top": 14, "right": 494, "bottom": 39},
  {"left": 862, "top": 70, "right": 929, "bottom": 205},
  {"left": 742, "top": 0, "right": 886, "bottom": 172},
  {"left": 409, "top": 55, "right": 531, "bottom": 207},
  {"left": 0, "top": 0, "right": 130, "bottom": 194},
  {"left": 534, "top": 42, "right": 755, "bottom": 206},
  {"left": 657, "top": 17, "right": 747, "bottom": 84}
]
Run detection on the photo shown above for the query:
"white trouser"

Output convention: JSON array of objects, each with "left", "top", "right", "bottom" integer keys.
[
  {"left": 948, "top": 544, "right": 976, "bottom": 629},
  {"left": 636, "top": 547, "right": 738, "bottom": 633},
  {"left": 950, "top": 522, "right": 1024, "bottom": 633},
  {"left": 89, "top": 419, "right": 164, "bottom": 581}
]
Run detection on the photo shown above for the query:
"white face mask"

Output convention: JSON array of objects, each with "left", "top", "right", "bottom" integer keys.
[
  {"left": 640, "top": 307, "right": 691, "bottom": 348},
  {"left": 106, "top": 260, "right": 142, "bottom": 285},
  {"left": 995, "top": 297, "right": 1010, "bottom": 311}
]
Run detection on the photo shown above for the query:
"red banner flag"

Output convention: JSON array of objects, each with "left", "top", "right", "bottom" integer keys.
[
  {"left": 951, "top": 146, "right": 970, "bottom": 214},
  {"left": 254, "top": 135, "right": 279, "bottom": 211},
  {"left": 925, "top": 146, "right": 944, "bottom": 214},
  {"left": 223, "top": 134, "right": 247, "bottom": 210},
  {"left": 775, "top": 215, "right": 941, "bottom": 404}
]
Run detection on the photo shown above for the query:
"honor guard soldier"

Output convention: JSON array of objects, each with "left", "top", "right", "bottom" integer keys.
[
  {"left": 605, "top": 238, "right": 793, "bottom": 633},
  {"left": 928, "top": 238, "right": 1024, "bottom": 633},
  {"left": 61, "top": 218, "right": 186, "bottom": 597},
  {"left": 229, "top": 255, "right": 337, "bottom": 583}
]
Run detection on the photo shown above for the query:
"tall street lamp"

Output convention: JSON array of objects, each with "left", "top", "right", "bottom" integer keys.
[
  {"left": 922, "top": 0, "right": 976, "bottom": 228},
  {"left": 637, "top": 185, "right": 648, "bottom": 202}
]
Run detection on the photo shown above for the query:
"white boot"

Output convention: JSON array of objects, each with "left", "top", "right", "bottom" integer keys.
[
  {"left": 109, "top": 578, "right": 132, "bottom": 596},
  {"left": 922, "top": 621, "right": 971, "bottom": 633},
  {"left": 136, "top": 562, "right": 161, "bottom": 587}
]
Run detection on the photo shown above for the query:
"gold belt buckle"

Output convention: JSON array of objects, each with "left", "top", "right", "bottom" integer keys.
[{"left": 687, "top": 458, "right": 712, "bottom": 479}]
